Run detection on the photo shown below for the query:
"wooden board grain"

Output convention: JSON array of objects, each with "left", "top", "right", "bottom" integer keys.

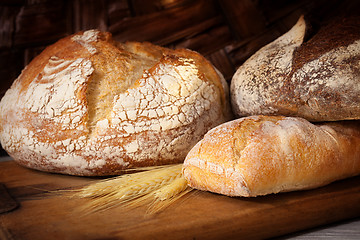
[{"left": 1, "top": 160, "right": 360, "bottom": 240}]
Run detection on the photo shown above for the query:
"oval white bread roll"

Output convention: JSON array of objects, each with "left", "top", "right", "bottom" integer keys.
[
  {"left": 230, "top": 16, "right": 360, "bottom": 121},
  {"left": 0, "top": 30, "right": 232, "bottom": 176},
  {"left": 182, "top": 116, "right": 360, "bottom": 197}
]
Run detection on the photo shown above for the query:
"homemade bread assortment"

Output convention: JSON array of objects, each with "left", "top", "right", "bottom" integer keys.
[
  {"left": 230, "top": 16, "right": 360, "bottom": 122},
  {"left": 1, "top": 15, "right": 359, "bottom": 199},
  {"left": 0, "top": 30, "right": 232, "bottom": 176},
  {"left": 183, "top": 116, "right": 360, "bottom": 197}
]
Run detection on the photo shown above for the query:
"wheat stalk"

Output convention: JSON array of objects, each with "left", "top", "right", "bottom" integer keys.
[
  {"left": 71, "top": 164, "right": 192, "bottom": 214},
  {"left": 146, "top": 177, "right": 194, "bottom": 214},
  {"left": 153, "top": 176, "right": 188, "bottom": 200}
]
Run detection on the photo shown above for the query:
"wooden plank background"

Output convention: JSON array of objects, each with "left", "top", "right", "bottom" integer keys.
[{"left": 0, "top": 0, "right": 359, "bottom": 156}]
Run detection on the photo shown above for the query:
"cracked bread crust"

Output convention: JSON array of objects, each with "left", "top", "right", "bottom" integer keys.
[
  {"left": 183, "top": 116, "right": 360, "bottom": 197},
  {"left": 0, "top": 30, "right": 232, "bottom": 176},
  {"left": 230, "top": 16, "right": 360, "bottom": 122}
]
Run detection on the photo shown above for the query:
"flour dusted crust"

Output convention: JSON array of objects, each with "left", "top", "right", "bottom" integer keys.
[
  {"left": 0, "top": 30, "right": 232, "bottom": 176},
  {"left": 230, "top": 16, "right": 360, "bottom": 121},
  {"left": 183, "top": 116, "right": 360, "bottom": 197}
]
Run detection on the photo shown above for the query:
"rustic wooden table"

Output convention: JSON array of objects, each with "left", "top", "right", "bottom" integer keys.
[{"left": 1, "top": 156, "right": 359, "bottom": 239}]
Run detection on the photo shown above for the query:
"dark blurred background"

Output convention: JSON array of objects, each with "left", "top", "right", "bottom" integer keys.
[{"left": 0, "top": 0, "right": 359, "bottom": 156}]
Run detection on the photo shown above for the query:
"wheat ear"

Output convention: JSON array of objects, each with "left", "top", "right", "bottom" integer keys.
[{"left": 72, "top": 164, "right": 192, "bottom": 213}]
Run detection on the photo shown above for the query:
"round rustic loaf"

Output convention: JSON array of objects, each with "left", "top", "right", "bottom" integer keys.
[
  {"left": 0, "top": 30, "right": 232, "bottom": 176},
  {"left": 230, "top": 16, "right": 360, "bottom": 121}
]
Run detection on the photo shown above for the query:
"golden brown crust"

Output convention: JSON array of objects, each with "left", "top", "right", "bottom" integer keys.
[
  {"left": 0, "top": 30, "right": 232, "bottom": 176},
  {"left": 183, "top": 116, "right": 360, "bottom": 197}
]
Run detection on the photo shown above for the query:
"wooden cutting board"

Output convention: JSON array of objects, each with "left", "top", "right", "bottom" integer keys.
[{"left": 1, "top": 160, "right": 360, "bottom": 240}]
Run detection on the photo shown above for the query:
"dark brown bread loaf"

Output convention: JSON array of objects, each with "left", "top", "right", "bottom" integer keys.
[{"left": 230, "top": 16, "right": 360, "bottom": 122}]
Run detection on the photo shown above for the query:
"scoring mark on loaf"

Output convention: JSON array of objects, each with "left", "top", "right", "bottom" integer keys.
[
  {"left": 71, "top": 29, "right": 100, "bottom": 54},
  {"left": 0, "top": 54, "right": 95, "bottom": 174},
  {"left": 24, "top": 57, "right": 92, "bottom": 129}
]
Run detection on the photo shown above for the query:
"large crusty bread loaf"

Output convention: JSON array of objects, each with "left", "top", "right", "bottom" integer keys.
[
  {"left": 0, "top": 30, "right": 232, "bottom": 176},
  {"left": 183, "top": 116, "right": 360, "bottom": 197},
  {"left": 230, "top": 16, "right": 360, "bottom": 122}
]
